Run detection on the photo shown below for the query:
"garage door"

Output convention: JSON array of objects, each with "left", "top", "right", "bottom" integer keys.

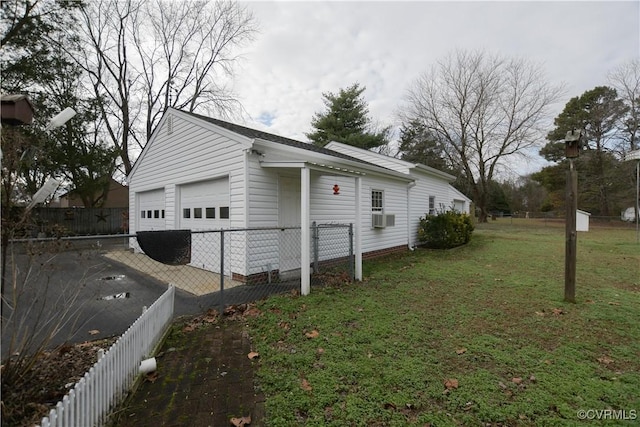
[
  {"left": 138, "top": 188, "right": 165, "bottom": 231},
  {"left": 179, "top": 177, "right": 230, "bottom": 230},
  {"left": 180, "top": 178, "right": 230, "bottom": 272}
]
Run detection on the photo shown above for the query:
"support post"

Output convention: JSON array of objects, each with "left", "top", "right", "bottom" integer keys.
[
  {"left": 564, "top": 160, "right": 577, "bottom": 303},
  {"left": 312, "top": 221, "right": 318, "bottom": 274},
  {"left": 354, "top": 176, "right": 362, "bottom": 281},
  {"left": 301, "top": 167, "right": 311, "bottom": 295},
  {"left": 220, "top": 229, "right": 225, "bottom": 312},
  {"left": 349, "top": 223, "right": 354, "bottom": 280}
]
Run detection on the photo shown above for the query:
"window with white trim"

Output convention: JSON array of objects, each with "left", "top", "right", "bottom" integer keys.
[
  {"left": 372, "top": 190, "right": 384, "bottom": 213},
  {"left": 429, "top": 196, "right": 436, "bottom": 215}
]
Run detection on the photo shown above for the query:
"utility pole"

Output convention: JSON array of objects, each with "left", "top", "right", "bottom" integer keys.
[{"left": 564, "top": 129, "right": 582, "bottom": 304}]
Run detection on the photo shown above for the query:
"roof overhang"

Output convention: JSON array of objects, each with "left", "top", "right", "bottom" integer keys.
[
  {"left": 254, "top": 139, "right": 414, "bottom": 183},
  {"left": 260, "top": 160, "right": 367, "bottom": 177},
  {"left": 414, "top": 164, "right": 456, "bottom": 182}
]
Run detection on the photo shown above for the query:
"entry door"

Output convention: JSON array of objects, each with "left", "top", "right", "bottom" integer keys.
[{"left": 278, "top": 176, "right": 301, "bottom": 272}]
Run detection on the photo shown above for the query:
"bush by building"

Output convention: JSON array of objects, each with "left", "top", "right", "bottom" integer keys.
[{"left": 417, "top": 211, "right": 474, "bottom": 249}]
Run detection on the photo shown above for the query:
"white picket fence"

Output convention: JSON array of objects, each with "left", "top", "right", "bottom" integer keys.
[{"left": 38, "top": 285, "right": 176, "bottom": 427}]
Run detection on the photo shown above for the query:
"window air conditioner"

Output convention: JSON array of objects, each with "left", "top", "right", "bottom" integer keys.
[
  {"left": 372, "top": 213, "right": 385, "bottom": 228},
  {"left": 385, "top": 214, "right": 395, "bottom": 227}
]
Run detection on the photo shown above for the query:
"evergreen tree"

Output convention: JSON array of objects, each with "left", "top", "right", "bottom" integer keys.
[
  {"left": 306, "top": 83, "right": 390, "bottom": 149},
  {"left": 540, "top": 86, "right": 627, "bottom": 216},
  {"left": 398, "top": 119, "right": 449, "bottom": 170}
]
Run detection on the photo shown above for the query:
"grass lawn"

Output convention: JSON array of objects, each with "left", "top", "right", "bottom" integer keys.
[{"left": 246, "top": 219, "right": 640, "bottom": 426}]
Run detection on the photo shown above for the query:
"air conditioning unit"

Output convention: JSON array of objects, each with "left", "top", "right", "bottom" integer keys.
[
  {"left": 385, "top": 214, "right": 395, "bottom": 227},
  {"left": 372, "top": 213, "right": 395, "bottom": 228},
  {"left": 372, "top": 213, "right": 385, "bottom": 228}
]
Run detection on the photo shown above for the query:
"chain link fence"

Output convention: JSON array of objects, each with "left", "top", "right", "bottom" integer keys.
[
  {"left": 500, "top": 212, "right": 638, "bottom": 228},
  {"left": 1, "top": 224, "right": 353, "bottom": 355}
]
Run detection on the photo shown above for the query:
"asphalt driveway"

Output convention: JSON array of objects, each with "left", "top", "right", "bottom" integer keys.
[
  {"left": 1, "top": 236, "right": 300, "bottom": 359},
  {"left": 1, "top": 237, "right": 200, "bottom": 359}
]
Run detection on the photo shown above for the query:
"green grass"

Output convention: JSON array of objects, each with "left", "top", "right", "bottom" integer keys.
[{"left": 246, "top": 219, "right": 640, "bottom": 426}]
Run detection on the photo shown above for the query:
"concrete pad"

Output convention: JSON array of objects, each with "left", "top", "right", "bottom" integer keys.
[{"left": 104, "top": 250, "right": 243, "bottom": 296}]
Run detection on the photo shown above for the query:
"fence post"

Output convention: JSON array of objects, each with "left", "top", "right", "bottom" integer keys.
[
  {"left": 312, "top": 221, "right": 318, "bottom": 274},
  {"left": 349, "top": 223, "right": 354, "bottom": 280},
  {"left": 220, "top": 230, "right": 225, "bottom": 313}
]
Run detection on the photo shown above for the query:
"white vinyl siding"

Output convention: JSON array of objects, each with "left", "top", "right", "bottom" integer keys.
[
  {"left": 129, "top": 111, "right": 249, "bottom": 276},
  {"left": 360, "top": 176, "right": 408, "bottom": 254},
  {"left": 129, "top": 112, "right": 247, "bottom": 232}
]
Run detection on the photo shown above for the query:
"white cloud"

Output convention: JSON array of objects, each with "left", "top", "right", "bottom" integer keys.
[{"left": 231, "top": 0, "right": 639, "bottom": 175}]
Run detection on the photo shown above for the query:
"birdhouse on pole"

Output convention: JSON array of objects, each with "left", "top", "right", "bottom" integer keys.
[
  {"left": 1, "top": 94, "right": 34, "bottom": 126},
  {"left": 565, "top": 129, "right": 583, "bottom": 158}
]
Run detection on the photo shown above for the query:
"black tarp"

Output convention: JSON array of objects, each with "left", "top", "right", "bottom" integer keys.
[{"left": 136, "top": 230, "right": 191, "bottom": 265}]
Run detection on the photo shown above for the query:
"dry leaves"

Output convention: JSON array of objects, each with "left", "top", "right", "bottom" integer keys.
[
  {"left": 301, "top": 378, "right": 313, "bottom": 391},
  {"left": 305, "top": 330, "right": 319, "bottom": 339},
  {"left": 230, "top": 415, "right": 251, "bottom": 426},
  {"left": 511, "top": 377, "right": 523, "bottom": 385},
  {"left": 456, "top": 348, "right": 467, "bottom": 355},
  {"left": 247, "top": 352, "right": 259, "bottom": 360},
  {"left": 88, "top": 329, "right": 100, "bottom": 335},
  {"left": 144, "top": 371, "right": 159, "bottom": 383},
  {"left": 597, "top": 355, "right": 614, "bottom": 365},
  {"left": 443, "top": 378, "right": 459, "bottom": 394}
]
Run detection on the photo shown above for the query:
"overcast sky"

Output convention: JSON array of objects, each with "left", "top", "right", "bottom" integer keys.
[{"left": 231, "top": 1, "right": 639, "bottom": 176}]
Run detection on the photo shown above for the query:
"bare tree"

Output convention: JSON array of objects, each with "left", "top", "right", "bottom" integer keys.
[
  {"left": 75, "top": 0, "right": 256, "bottom": 175},
  {"left": 608, "top": 59, "right": 640, "bottom": 151},
  {"left": 399, "top": 50, "right": 564, "bottom": 222}
]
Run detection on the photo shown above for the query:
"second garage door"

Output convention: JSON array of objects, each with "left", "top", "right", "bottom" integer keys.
[{"left": 179, "top": 177, "right": 230, "bottom": 230}]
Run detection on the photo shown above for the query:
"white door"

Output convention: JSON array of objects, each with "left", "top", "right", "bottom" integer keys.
[
  {"left": 137, "top": 189, "right": 165, "bottom": 231},
  {"left": 279, "top": 176, "right": 301, "bottom": 272}
]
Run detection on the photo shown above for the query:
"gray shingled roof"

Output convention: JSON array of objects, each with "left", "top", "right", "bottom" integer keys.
[{"left": 179, "top": 110, "right": 381, "bottom": 168}]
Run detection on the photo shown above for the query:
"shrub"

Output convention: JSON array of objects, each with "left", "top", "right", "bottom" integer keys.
[{"left": 417, "top": 210, "right": 474, "bottom": 249}]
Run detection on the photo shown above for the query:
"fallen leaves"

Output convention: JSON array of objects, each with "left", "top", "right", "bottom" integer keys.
[
  {"left": 224, "top": 304, "right": 262, "bottom": 319},
  {"left": 456, "top": 348, "right": 467, "bottom": 355},
  {"left": 144, "top": 371, "right": 159, "bottom": 383},
  {"left": 301, "top": 378, "right": 313, "bottom": 391},
  {"left": 230, "top": 415, "right": 251, "bottom": 426},
  {"left": 247, "top": 351, "right": 259, "bottom": 360},
  {"left": 597, "top": 355, "right": 614, "bottom": 365},
  {"left": 183, "top": 309, "right": 219, "bottom": 332},
  {"left": 443, "top": 378, "right": 459, "bottom": 394},
  {"left": 305, "top": 330, "right": 319, "bottom": 339},
  {"left": 88, "top": 329, "right": 100, "bottom": 335}
]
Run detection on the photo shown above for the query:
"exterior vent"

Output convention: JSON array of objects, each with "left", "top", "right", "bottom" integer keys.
[
  {"left": 372, "top": 213, "right": 385, "bottom": 228},
  {"left": 385, "top": 214, "right": 395, "bottom": 227}
]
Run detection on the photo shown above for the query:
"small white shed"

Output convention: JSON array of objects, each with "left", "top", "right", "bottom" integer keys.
[{"left": 576, "top": 209, "right": 591, "bottom": 232}]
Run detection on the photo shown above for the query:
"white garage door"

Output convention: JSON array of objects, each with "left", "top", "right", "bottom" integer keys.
[
  {"left": 179, "top": 177, "right": 230, "bottom": 230},
  {"left": 138, "top": 188, "right": 165, "bottom": 231},
  {"left": 180, "top": 178, "right": 230, "bottom": 272}
]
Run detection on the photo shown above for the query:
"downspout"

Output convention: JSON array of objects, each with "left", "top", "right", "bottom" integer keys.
[{"left": 407, "top": 181, "right": 417, "bottom": 250}]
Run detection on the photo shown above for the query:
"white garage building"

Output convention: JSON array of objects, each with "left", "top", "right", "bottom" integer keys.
[{"left": 128, "top": 108, "right": 471, "bottom": 293}]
